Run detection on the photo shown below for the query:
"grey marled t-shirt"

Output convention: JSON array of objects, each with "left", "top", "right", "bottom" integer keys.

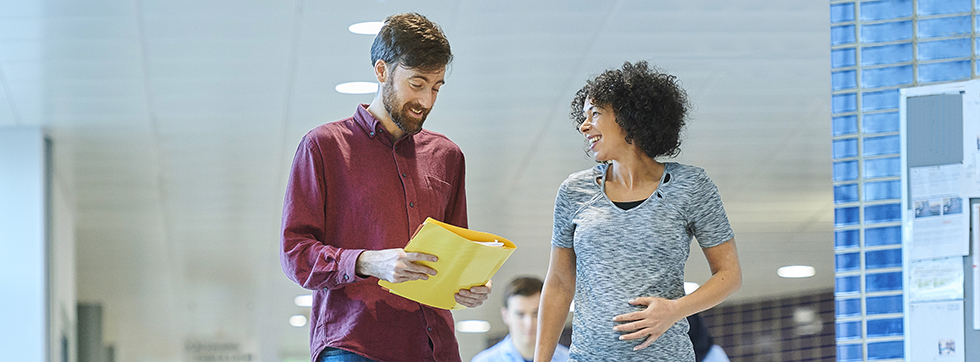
[{"left": 551, "top": 162, "right": 734, "bottom": 362}]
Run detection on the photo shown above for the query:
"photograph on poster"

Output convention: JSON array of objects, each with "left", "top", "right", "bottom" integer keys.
[{"left": 944, "top": 197, "right": 963, "bottom": 215}]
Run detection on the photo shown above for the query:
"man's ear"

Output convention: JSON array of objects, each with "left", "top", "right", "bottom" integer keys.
[
  {"left": 374, "top": 59, "right": 388, "bottom": 83},
  {"left": 500, "top": 307, "right": 509, "bottom": 325}
]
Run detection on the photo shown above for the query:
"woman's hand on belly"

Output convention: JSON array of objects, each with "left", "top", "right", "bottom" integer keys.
[{"left": 611, "top": 296, "right": 681, "bottom": 351}]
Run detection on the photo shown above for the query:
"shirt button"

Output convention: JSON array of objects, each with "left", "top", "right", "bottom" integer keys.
[
  {"left": 401, "top": 173, "right": 408, "bottom": 177},
  {"left": 344, "top": 275, "right": 349, "bottom": 280},
  {"left": 409, "top": 202, "right": 415, "bottom": 208},
  {"left": 369, "top": 132, "right": 375, "bottom": 137},
  {"left": 427, "top": 327, "right": 432, "bottom": 332}
]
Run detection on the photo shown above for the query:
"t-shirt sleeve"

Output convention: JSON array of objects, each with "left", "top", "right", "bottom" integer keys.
[
  {"left": 551, "top": 181, "right": 576, "bottom": 249},
  {"left": 689, "top": 170, "right": 735, "bottom": 248}
]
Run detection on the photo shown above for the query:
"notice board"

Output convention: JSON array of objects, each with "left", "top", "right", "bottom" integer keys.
[{"left": 901, "top": 80, "right": 980, "bottom": 362}]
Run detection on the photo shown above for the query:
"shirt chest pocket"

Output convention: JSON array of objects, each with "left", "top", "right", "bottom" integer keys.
[{"left": 422, "top": 175, "right": 452, "bottom": 217}]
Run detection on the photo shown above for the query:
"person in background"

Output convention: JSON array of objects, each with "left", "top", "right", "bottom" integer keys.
[
  {"left": 687, "top": 313, "right": 730, "bottom": 362},
  {"left": 535, "top": 61, "right": 742, "bottom": 361},
  {"left": 280, "top": 12, "right": 490, "bottom": 362},
  {"left": 471, "top": 277, "right": 569, "bottom": 362}
]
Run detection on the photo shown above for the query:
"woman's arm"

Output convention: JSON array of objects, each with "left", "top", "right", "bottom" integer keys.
[
  {"left": 613, "top": 238, "right": 742, "bottom": 351},
  {"left": 534, "top": 246, "right": 576, "bottom": 362}
]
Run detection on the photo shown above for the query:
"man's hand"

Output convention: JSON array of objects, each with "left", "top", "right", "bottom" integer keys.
[
  {"left": 355, "top": 248, "right": 438, "bottom": 283},
  {"left": 455, "top": 279, "right": 492, "bottom": 308}
]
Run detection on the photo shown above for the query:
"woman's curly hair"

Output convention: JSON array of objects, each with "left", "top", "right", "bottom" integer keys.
[{"left": 571, "top": 61, "right": 689, "bottom": 159}]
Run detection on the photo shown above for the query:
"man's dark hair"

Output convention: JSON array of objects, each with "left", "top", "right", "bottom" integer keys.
[
  {"left": 571, "top": 60, "right": 689, "bottom": 159},
  {"left": 371, "top": 12, "right": 452, "bottom": 72},
  {"left": 503, "top": 276, "right": 544, "bottom": 308}
]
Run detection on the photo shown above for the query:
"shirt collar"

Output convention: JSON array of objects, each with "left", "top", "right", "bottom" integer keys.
[{"left": 354, "top": 104, "right": 385, "bottom": 139}]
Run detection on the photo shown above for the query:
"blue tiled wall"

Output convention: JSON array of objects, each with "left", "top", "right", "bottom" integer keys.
[{"left": 830, "top": 1, "right": 977, "bottom": 360}]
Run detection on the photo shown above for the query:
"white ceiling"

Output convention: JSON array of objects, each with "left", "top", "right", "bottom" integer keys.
[{"left": 0, "top": 0, "right": 832, "bottom": 361}]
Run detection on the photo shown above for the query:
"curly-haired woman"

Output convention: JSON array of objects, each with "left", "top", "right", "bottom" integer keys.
[{"left": 534, "top": 61, "right": 742, "bottom": 362}]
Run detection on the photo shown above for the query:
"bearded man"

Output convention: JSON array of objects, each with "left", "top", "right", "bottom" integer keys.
[{"left": 280, "top": 12, "right": 490, "bottom": 362}]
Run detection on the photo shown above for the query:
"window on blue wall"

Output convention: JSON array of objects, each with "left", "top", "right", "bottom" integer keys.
[
  {"left": 861, "top": 21, "right": 913, "bottom": 44},
  {"left": 867, "top": 318, "right": 903, "bottom": 338},
  {"left": 834, "top": 160, "right": 859, "bottom": 181},
  {"left": 865, "top": 226, "right": 901, "bottom": 246},
  {"left": 833, "top": 115, "right": 858, "bottom": 136},
  {"left": 864, "top": 157, "right": 900, "bottom": 178},
  {"left": 836, "top": 229, "right": 860, "bottom": 250},
  {"left": 917, "top": 15, "right": 972, "bottom": 38},
  {"left": 836, "top": 275, "right": 861, "bottom": 295},
  {"left": 835, "top": 184, "right": 859, "bottom": 204},
  {"left": 867, "top": 340, "right": 904, "bottom": 360},
  {"left": 831, "top": 3, "right": 855, "bottom": 23},
  {"left": 866, "top": 295, "right": 903, "bottom": 315},
  {"left": 836, "top": 206, "right": 861, "bottom": 227},
  {"left": 836, "top": 321, "right": 862, "bottom": 341},
  {"left": 860, "top": 0, "right": 912, "bottom": 21},
  {"left": 833, "top": 93, "right": 858, "bottom": 114},
  {"left": 864, "top": 180, "right": 900, "bottom": 201},
  {"left": 836, "top": 298, "right": 862, "bottom": 318},
  {"left": 918, "top": 38, "right": 972, "bottom": 61},
  {"left": 832, "top": 48, "right": 857, "bottom": 68},
  {"left": 918, "top": 0, "right": 972, "bottom": 16},
  {"left": 919, "top": 60, "right": 972, "bottom": 83},
  {"left": 833, "top": 70, "right": 858, "bottom": 91},
  {"left": 832, "top": 25, "right": 857, "bottom": 45},
  {"left": 862, "top": 43, "right": 913, "bottom": 66},
  {"left": 866, "top": 272, "right": 902, "bottom": 292},
  {"left": 863, "top": 89, "right": 900, "bottom": 112},
  {"left": 836, "top": 252, "right": 860, "bottom": 272},
  {"left": 834, "top": 138, "right": 859, "bottom": 159},
  {"left": 865, "top": 203, "right": 901, "bottom": 224},
  {"left": 861, "top": 65, "right": 913, "bottom": 89},
  {"left": 863, "top": 135, "right": 900, "bottom": 157},
  {"left": 863, "top": 112, "right": 900, "bottom": 134},
  {"left": 837, "top": 343, "right": 863, "bottom": 362},
  {"left": 865, "top": 248, "right": 902, "bottom": 269}
]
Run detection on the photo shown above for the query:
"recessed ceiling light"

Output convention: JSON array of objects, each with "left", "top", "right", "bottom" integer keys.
[
  {"left": 455, "top": 320, "right": 491, "bottom": 333},
  {"left": 777, "top": 265, "right": 816, "bottom": 278},
  {"left": 294, "top": 295, "right": 312, "bottom": 307},
  {"left": 289, "top": 315, "right": 307, "bottom": 327},
  {"left": 684, "top": 282, "right": 700, "bottom": 295},
  {"left": 349, "top": 21, "right": 384, "bottom": 35},
  {"left": 335, "top": 81, "right": 378, "bottom": 94}
]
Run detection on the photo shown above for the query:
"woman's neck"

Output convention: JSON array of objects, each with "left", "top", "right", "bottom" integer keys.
[{"left": 607, "top": 151, "right": 663, "bottom": 190}]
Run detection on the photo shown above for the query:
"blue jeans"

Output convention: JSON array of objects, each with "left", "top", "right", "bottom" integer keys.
[{"left": 318, "top": 347, "right": 377, "bottom": 362}]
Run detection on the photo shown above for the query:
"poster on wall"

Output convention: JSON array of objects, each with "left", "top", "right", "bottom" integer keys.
[
  {"left": 909, "top": 256, "right": 964, "bottom": 303},
  {"left": 973, "top": 204, "right": 980, "bottom": 330},
  {"left": 910, "top": 301, "right": 965, "bottom": 362},
  {"left": 911, "top": 164, "right": 969, "bottom": 259}
]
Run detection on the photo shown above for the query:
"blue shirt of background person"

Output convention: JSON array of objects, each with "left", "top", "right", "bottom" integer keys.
[{"left": 471, "top": 277, "right": 569, "bottom": 362}]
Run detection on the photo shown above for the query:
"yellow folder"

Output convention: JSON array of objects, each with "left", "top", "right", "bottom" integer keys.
[{"left": 378, "top": 217, "right": 516, "bottom": 310}]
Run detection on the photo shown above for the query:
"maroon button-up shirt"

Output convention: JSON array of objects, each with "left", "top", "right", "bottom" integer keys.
[{"left": 281, "top": 105, "right": 467, "bottom": 362}]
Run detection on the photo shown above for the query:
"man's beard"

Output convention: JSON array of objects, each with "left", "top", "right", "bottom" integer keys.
[{"left": 382, "top": 78, "right": 430, "bottom": 135}]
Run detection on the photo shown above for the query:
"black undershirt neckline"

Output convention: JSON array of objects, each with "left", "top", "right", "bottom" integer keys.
[{"left": 610, "top": 172, "right": 671, "bottom": 210}]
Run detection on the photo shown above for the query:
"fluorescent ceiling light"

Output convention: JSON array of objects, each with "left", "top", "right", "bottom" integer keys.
[
  {"left": 336, "top": 81, "right": 378, "bottom": 94},
  {"left": 289, "top": 315, "right": 307, "bottom": 327},
  {"left": 777, "top": 265, "right": 816, "bottom": 278},
  {"left": 684, "top": 282, "right": 700, "bottom": 295},
  {"left": 455, "top": 320, "right": 491, "bottom": 333},
  {"left": 349, "top": 21, "right": 384, "bottom": 35},
  {"left": 294, "top": 295, "right": 312, "bottom": 307}
]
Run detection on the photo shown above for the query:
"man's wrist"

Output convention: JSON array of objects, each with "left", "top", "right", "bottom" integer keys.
[{"left": 354, "top": 250, "right": 373, "bottom": 278}]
